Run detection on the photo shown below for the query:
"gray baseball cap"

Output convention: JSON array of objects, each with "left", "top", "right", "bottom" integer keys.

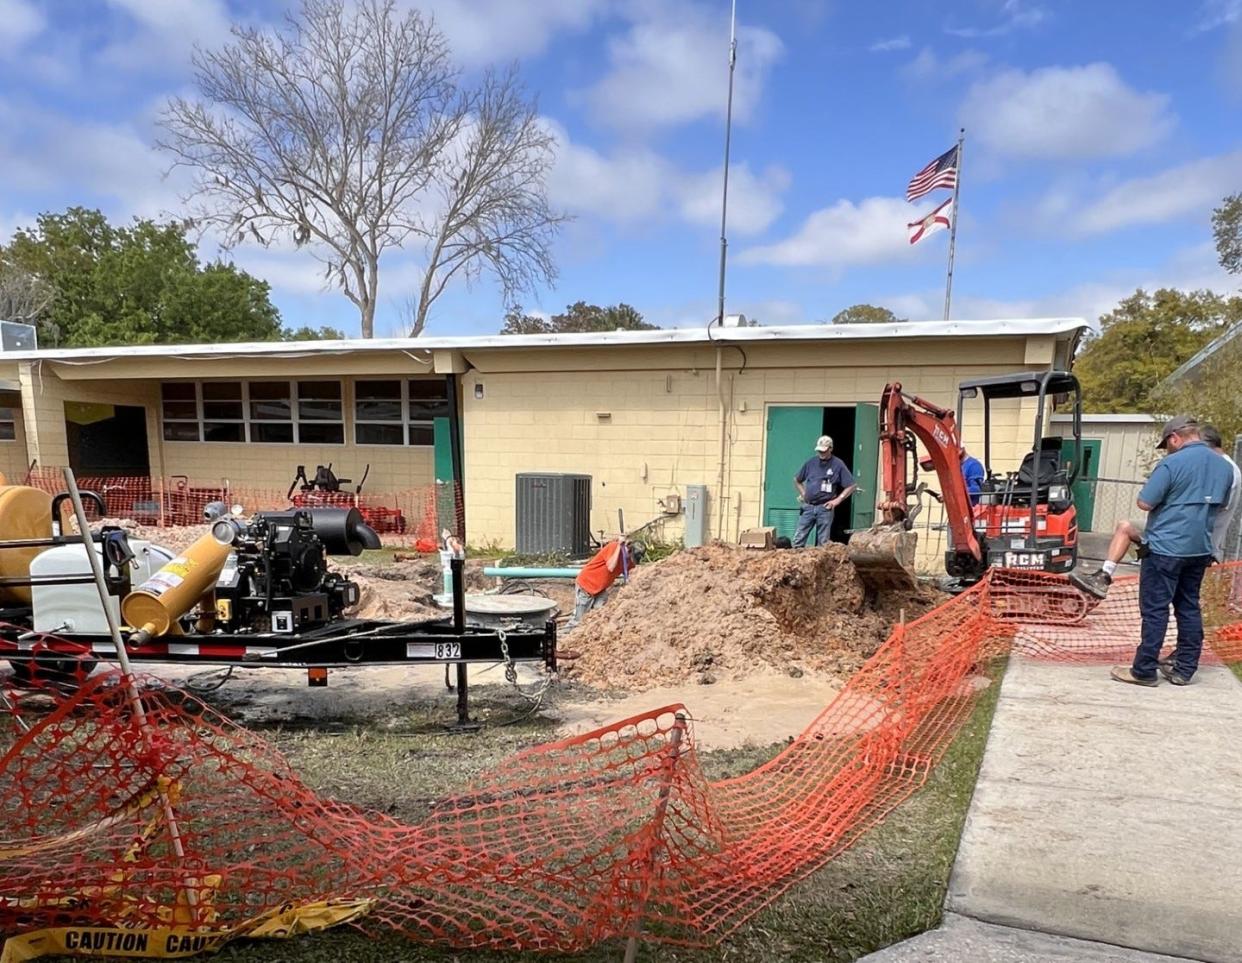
[{"left": 1157, "top": 414, "right": 1198, "bottom": 450}]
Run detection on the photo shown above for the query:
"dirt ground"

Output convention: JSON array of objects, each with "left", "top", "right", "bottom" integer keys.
[
  {"left": 564, "top": 542, "right": 940, "bottom": 690},
  {"left": 140, "top": 662, "right": 842, "bottom": 751},
  {"left": 46, "top": 529, "right": 941, "bottom": 748}
]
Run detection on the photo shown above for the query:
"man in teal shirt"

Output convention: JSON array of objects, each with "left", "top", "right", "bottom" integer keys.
[{"left": 1111, "top": 416, "right": 1235, "bottom": 687}]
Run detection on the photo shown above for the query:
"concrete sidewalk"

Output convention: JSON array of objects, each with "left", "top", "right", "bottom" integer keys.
[
  {"left": 861, "top": 658, "right": 1242, "bottom": 961},
  {"left": 944, "top": 658, "right": 1242, "bottom": 963},
  {"left": 859, "top": 912, "right": 1197, "bottom": 962}
]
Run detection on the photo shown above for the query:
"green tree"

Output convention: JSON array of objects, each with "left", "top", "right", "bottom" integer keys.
[
  {"left": 282, "top": 325, "right": 349, "bottom": 341},
  {"left": 1, "top": 207, "right": 285, "bottom": 347},
  {"left": 831, "top": 304, "right": 905, "bottom": 325},
  {"left": 1153, "top": 335, "right": 1242, "bottom": 441},
  {"left": 501, "top": 301, "right": 657, "bottom": 334},
  {"left": 1212, "top": 193, "right": 1242, "bottom": 275},
  {"left": 1075, "top": 288, "right": 1242, "bottom": 412}
]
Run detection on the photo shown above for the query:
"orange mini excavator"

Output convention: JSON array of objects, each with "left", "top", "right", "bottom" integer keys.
[{"left": 848, "top": 370, "right": 1087, "bottom": 618}]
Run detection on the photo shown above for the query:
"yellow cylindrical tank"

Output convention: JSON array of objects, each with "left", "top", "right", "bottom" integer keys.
[
  {"left": 121, "top": 528, "right": 235, "bottom": 637},
  {"left": 0, "top": 486, "right": 53, "bottom": 605}
]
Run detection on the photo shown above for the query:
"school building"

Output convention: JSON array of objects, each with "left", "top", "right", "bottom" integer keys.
[{"left": 0, "top": 317, "right": 1086, "bottom": 568}]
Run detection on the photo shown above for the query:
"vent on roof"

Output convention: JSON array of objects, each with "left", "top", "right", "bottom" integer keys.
[{"left": 0, "top": 321, "right": 36, "bottom": 352}]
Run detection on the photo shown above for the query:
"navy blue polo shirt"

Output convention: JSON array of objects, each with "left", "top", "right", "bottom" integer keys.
[
  {"left": 797, "top": 455, "right": 854, "bottom": 506},
  {"left": 1139, "top": 441, "right": 1235, "bottom": 557}
]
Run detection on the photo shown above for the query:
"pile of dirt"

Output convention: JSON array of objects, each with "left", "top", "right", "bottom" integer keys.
[
  {"left": 337, "top": 555, "right": 490, "bottom": 622},
  {"left": 564, "top": 542, "right": 941, "bottom": 690},
  {"left": 74, "top": 519, "right": 212, "bottom": 555}
]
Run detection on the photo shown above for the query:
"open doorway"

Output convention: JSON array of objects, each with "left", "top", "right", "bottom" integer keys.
[
  {"left": 821, "top": 407, "right": 857, "bottom": 543},
  {"left": 65, "top": 402, "right": 151, "bottom": 476}
]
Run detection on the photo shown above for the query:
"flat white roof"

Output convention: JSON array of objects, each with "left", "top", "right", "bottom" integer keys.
[{"left": 0, "top": 317, "right": 1086, "bottom": 363}]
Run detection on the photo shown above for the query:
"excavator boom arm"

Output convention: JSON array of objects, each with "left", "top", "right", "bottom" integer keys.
[{"left": 876, "top": 383, "right": 982, "bottom": 561}]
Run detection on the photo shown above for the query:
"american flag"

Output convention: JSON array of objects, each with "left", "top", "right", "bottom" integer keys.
[
  {"left": 906, "top": 145, "right": 959, "bottom": 202},
  {"left": 907, "top": 197, "right": 953, "bottom": 245}
]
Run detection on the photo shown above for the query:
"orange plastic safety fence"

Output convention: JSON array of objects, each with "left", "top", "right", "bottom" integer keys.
[
  {"left": 1, "top": 564, "right": 1239, "bottom": 955},
  {"left": 20, "top": 468, "right": 461, "bottom": 547}
]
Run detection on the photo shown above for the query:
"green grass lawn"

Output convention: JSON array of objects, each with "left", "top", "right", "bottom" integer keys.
[{"left": 167, "top": 659, "right": 1005, "bottom": 963}]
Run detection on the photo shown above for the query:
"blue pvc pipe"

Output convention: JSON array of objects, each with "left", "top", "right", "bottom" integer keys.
[{"left": 483, "top": 566, "right": 581, "bottom": 579}]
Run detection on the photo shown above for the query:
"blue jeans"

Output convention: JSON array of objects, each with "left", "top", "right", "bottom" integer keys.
[
  {"left": 1135, "top": 552, "right": 1212, "bottom": 679},
  {"left": 793, "top": 503, "right": 833, "bottom": 548}
]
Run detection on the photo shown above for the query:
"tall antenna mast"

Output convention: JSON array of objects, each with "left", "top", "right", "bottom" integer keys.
[{"left": 715, "top": 0, "right": 738, "bottom": 325}]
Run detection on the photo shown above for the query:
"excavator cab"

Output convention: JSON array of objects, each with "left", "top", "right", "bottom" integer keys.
[{"left": 952, "top": 370, "right": 1082, "bottom": 578}]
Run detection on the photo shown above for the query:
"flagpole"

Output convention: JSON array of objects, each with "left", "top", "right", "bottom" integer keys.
[{"left": 943, "top": 127, "right": 964, "bottom": 321}]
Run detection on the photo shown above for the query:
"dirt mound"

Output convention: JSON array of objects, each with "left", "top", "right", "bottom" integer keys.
[
  {"left": 74, "top": 519, "right": 212, "bottom": 555},
  {"left": 564, "top": 543, "right": 940, "bottom": 690},
  {"left": 338, "top": 555, "right": 489, "bottom": 622}
]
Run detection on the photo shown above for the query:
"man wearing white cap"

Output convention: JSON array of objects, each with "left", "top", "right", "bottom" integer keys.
[
  {"left": 1108, "top": 415, "right": 1234, "bottom": 687},
  {"left": 792, "top": 435, "right": 856, "bottom": 548}
]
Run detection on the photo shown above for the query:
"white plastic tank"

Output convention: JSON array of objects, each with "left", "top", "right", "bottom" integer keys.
[{"left": 31, "top": 541, "right": 176, "bottom": 635}]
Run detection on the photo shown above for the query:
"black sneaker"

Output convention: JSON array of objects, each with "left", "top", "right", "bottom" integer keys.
[
  {"left": 1159, "top": 664, "right": 1191, "bottom": 686},
  {"left": 1069, "top": 568, "right": 1112, "bottom": 600}
]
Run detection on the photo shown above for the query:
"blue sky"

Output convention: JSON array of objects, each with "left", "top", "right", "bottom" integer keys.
[{"left": 1, "top": 0, "right": 1240, "bottom": 337}]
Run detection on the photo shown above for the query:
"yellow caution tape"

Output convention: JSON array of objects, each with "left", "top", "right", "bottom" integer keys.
[{"left": 0, "top": 898, "right": 373, "bottom": 963}]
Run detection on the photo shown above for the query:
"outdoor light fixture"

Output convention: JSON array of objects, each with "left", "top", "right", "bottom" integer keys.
[{"left": 474, "top": 383, "right": 484, "bottom": 399}]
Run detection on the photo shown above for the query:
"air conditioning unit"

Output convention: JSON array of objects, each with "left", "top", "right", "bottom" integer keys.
[{"left": 515, "top": 473, "right": 591, "bottom": 557}]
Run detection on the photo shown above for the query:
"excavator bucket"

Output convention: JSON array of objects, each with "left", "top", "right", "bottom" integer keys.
[{"left": 847, "top": 526, "right": 919, "bottom": 591}]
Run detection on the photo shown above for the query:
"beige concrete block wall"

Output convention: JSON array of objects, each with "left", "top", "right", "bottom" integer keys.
[
  {"left": 0, "top": 401, "right": 30, "bottom": 483},
  {"left": 461, "top": 335, "right": 1053, "bottom": 571}
]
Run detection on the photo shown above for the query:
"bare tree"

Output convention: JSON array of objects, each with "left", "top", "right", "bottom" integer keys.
[
  {"left": 0, "top": 259, "right": 53, "bottom": 326},
  {"left": 158, "top": 0, "right": 564, "bottom": 338}
]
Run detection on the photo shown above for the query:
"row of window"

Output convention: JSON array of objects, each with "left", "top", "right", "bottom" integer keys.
[
  {"left": 160, "top": 380, "right": 449, "bottom": 446},
  {"left": 0, "top": 407, "right": 15, "bottom": 442}
]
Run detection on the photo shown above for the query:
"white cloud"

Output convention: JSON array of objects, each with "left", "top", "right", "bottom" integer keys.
[
  {"left": 98, "top": 0, "right": 233, "bottom": 72},
  {"left": 1192, "top": 0, "right": 1242, "bottom": 32},
  {"left": 541, "top": 119, "right": 668, "bottom": 223},
  {"left": 579, "top": 1, "right": 783, "bottom": 132},
  {"left": 414, "top": 0, "right": 607, "bottom": 66},
  {"left": 1053, "top": 150, "right": 1242, "bottom": 235},
  {"left": 902, "top": 47, "right": 988, "bottom": 81},
  {"left": 0, "top": 101, "right": 184, "bottom": 218},
  {"left": 0, "top": 0, "right": 44, "bottom": 55},
  {"left": 946, "top": 0, "right": 1049, "bottom": 38},
  {"left": 870, "top": 35, "right": 912, "bottom": 52},
  {"left": 542, "top": 119, "right": 788, "bottom": 235},
  {"left": 960, "top": 63, "right": 1174, "bottom": 159},
  {"left": 886, "top": 245, "right": 1237, "bottom": 325},
  {"left": 739, "top": 196, "right": 924, "bottom": 269},
  {"left": 676, "top": 163, "right": 790, "bottom": 235}
]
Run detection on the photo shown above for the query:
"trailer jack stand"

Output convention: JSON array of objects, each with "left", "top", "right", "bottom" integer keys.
[{"left": 444, "top": 662, "right": 481, "bottom": 733}]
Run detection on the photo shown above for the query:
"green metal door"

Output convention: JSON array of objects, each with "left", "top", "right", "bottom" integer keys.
[
  {"left": 851, "top": 403, "right": 879, "bottom": 533},
  {"left": 763, "top": 406, "right": 823, "bottom": 540},
  {"left": 433, "top": 416, "right": 454, "bottom": 483},
  {"left": 1059, "top": 437, "right": 1100, "bottom": 531}
]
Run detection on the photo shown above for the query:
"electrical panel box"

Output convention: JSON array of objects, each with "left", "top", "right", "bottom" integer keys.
[
  {"left": 684, "top": 485, "right": 709, "bottom": 548},
  {"left": 515, "top": 473, "right": 592, "bottom": 557}
]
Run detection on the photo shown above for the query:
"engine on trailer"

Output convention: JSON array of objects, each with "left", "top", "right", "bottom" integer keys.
[{"left": 211, "top": 508, "right": 379, "bottom": 634}]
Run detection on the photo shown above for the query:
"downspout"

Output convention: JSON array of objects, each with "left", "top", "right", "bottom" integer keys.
[{"left": 715, "top": 345, "right": 727, "bottom": 539}]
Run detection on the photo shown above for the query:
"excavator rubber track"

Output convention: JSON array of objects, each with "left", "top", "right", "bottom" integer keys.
[{"left": 847, "top": 526, "right": 919, "bottom": 591}]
